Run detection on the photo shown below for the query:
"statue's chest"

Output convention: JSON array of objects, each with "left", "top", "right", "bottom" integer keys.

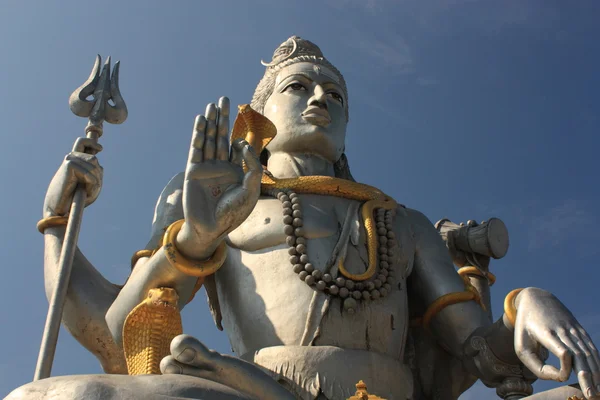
[
  {"left": 219, "top": 195, "right": 413, "bottom": 358},
  {"left": 227, "top": 195, "right": 350, "bottom": 252}
]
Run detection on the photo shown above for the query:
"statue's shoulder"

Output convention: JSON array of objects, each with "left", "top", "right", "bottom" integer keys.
[
  {"left": 393, "top": 204, "right": 435, "bottom": 232},
  {"left": 148, "top": 172, "right": 185, "bottom": 248}
]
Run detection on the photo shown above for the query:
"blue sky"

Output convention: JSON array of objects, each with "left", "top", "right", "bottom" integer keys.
[{"left": 0, "top": 1, "right": 598, "bottom": 398}]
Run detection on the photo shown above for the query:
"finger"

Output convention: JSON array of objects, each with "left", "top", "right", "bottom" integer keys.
[
  {"left": 188, "top": 115, "right": 206, "bottom": 165},
  {"left": 230, "top": 138, "right": 245, "bottom": 167},
  {"left": 579, "top": 328, "right": 600, "bottom": 368},
  {"left": 240, "top": 142, "right": 262, "bottom": 191},
  {"left": 515, "top": 328, "right": 572, "bottom": 382},
  {"left": 579, "top": 328, "right": 600, "bottom": 392},
  {"left": 56, "top": 160, "right": 98, "bottom": 212},
  {"left": 203, "top": 103, "right": 217, "bottom": 161},
  {"left": 216, "top": 97, "right": 230, "bottom": 161},
  {"left": 66, "top": 151, "right": 100, "bottom": 166},
  {"left": 72, "top": 137, "right": 103, "bottom": 154},
  {"left": 70, "top": 160, "right": 100, "bottom": 199},
  {"left": 558, "top": 329, "right": 597, "bottom": 397},
  {"left": 573, "top": 328, "right": 600, "bottom": 393},
  {"left": 170, "top": 334, "right": 213, "bottom": 368},
  {"left": 66, "top": 153, "right": 103, "bottom": 191},
  {"left": 160, "top": 356, "right": 213, "bottom": 380}
]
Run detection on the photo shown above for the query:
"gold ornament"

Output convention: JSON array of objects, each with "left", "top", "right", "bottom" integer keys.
[
  {"left": 347, "top": 380, "right": 387, "bottom": 400},
  {"left": 163, "top": 219, "right": 227, "bottom": 278},
  {"left": 457, "top": 266, "right": 496, "bottom": 286},
  {"left": 37, "top": 216, "right": 68, "bottom": 233},
  {"left": 123, "top": 287, "right": 182, "bottom": 375},
  {"left": 504, "top": 288, "right": 524, "bottom": 328}
]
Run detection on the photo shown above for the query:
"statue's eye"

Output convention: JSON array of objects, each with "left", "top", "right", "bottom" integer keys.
[
  {"left": 284, "top": 82, "right": 306, "bottom": 91},
  {"left": 327, "top": 91, "right": 344, "bottom": 106}
]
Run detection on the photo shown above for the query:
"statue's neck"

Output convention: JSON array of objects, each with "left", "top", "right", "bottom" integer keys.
[{"left": 266, "top": 152, "right": 335, "bottom": 179}]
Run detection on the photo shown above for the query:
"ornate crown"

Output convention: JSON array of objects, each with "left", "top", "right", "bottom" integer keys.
[{"left": 261, "top": 36, "right": 325, "bottom": 67}]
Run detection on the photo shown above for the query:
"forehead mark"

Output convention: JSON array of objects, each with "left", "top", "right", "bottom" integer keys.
[{"left": 275, "top": 63, "right": 341, "bottom": 86}]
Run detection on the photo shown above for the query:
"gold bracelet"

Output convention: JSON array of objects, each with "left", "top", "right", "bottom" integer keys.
[
  {"left": 37, "top": 216, "right": 69, "bottom": 233},
  {"left": 504, "top": 288, "right": 524, "bottom": 328},
  {"left": 163, "top": 219, "right": 227, "bottom": 277},
  {"left": 457, "top": 266, "right": 496, "bottom": 286}
]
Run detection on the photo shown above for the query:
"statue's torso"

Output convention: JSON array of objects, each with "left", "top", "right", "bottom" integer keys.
[{"left": 216, "top": 194, "right": 415, "bottom": 362}]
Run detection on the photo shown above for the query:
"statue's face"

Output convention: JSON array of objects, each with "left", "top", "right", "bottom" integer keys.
[{"left": 263, "top": 62, "right": 348, "bottom": 162}]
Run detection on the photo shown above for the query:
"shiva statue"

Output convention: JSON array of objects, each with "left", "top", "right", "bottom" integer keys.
[{"left": 7, "top": 36, "right": 599, "bottom": 400}]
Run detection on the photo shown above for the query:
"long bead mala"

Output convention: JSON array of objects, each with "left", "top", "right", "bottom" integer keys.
[{"left": 274, "top": 190, "right": 398, "bottom": 314}]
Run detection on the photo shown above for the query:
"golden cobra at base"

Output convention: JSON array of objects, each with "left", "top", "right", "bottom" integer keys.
[{"left": 122, "top": 287, "right": 183, "bottom": 375}]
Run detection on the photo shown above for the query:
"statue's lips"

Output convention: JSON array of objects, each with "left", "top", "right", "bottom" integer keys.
[{"left": 302, "top": 106, "right": 331, "bottom": 127}]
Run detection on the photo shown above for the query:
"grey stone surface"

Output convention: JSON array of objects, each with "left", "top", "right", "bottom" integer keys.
[{"left": 5, "top": 374, "right": 251, "bottom": 400}]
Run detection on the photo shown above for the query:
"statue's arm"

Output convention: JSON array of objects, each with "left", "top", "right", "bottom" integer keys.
[
  {"left": 404, "top": 208, "right": 527, "bottom": 385},
  {"left": 105, "top": 172, "right": 199, "bottom": 348},
  {"left": 43, "top": 227, "right": 127, "bottom": 374},
  {"left": 41, "top": 137, "right": 127, "bottom": 374},
  {"left": 404, "top": 208, "right": 492, "bottom": 354},
  {"left": 408, "top": 208, "right": 600, "bottom": 397}
]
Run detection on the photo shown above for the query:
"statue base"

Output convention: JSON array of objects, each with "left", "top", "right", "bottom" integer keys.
[{"left": 5, "top": 374, "right": 251, "bottom": 400}]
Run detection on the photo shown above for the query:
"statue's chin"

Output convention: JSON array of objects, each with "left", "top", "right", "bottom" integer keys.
[{"left": 267, "top": 127, "right": 343, "bottom": 163}]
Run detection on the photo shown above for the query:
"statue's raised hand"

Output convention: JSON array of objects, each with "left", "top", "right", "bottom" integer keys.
[
  {"left": 514, "top": 288, "right": 600, "bottom": 399},
  {"left": 176, "top": 97, "right": 262, "bottom": 260}
]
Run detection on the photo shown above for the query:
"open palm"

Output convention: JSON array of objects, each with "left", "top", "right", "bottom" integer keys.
[{"left": 177, "top": 97, "right": 262, "bottom": 260}]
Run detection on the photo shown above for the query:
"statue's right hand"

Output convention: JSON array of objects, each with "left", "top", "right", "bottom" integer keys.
[
  {"left": 43, "top": 137, "right": 103, "bottom": 218},
  {"left": 176, "top": 97, "right": 262, "bottom": 260}
]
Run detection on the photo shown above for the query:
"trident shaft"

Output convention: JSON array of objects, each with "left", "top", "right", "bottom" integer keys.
[{"left": 33, "top": 55, "right": 127, "bottom": 381}]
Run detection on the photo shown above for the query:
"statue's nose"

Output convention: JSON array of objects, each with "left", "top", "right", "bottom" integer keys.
[{"left": 307, "top": 84, "right": 328, "bottom": 108}]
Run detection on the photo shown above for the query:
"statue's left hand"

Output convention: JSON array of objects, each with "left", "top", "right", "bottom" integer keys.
[{"left": 514, "top": 287, "right": 600, "bottom": 399}]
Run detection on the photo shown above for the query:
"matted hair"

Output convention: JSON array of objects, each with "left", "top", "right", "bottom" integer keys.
[{"left": 251, "top": 36, "right": 354, "bottom": 180}]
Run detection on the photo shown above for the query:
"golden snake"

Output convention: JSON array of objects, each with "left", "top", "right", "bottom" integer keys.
[{"left": 123, "top": 288, "right": 182, "bottom": 375}]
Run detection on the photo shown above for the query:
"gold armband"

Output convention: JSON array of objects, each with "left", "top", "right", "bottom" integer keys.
[
  {"left": 37, "top": 216, "right": 68, "bottom": 233},
  {"left": 163, "top": 219, "right": 227, "bottom": 277},
  {"left": 457, "top": 266, "right": 496, "bottom": 286},
  {"left": 130, "top": 250, "right": 153, "bottom": 270},
  {"left": 419, "top": 273, "right": 488, "bottom": 331},
  {"left": 504, "top": 288, "right": 524, "bottom": 328},
  {"left": 422, "top": 291, "right": 479, "bottom": 331}
]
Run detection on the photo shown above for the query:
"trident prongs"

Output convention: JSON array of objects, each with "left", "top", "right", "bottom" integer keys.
[{"left": 68, "top": 55, "right": 128, "bottom": 137}]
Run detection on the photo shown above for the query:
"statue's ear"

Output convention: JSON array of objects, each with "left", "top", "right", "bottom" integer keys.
[{"left": 334, "top": 152, "right": 355, "bottom": 181}]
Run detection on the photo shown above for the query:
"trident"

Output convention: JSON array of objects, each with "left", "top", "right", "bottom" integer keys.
[{"left": 33, "top": 55, "right": 127, "bottom": 381}]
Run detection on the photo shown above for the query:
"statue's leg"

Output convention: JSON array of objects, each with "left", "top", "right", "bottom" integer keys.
[
  {"left": 5, "top": 374, "right": 253, "bottom": 400},
  {"left": 160, "top": 334, "right": 296, "bottom": 400}
]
